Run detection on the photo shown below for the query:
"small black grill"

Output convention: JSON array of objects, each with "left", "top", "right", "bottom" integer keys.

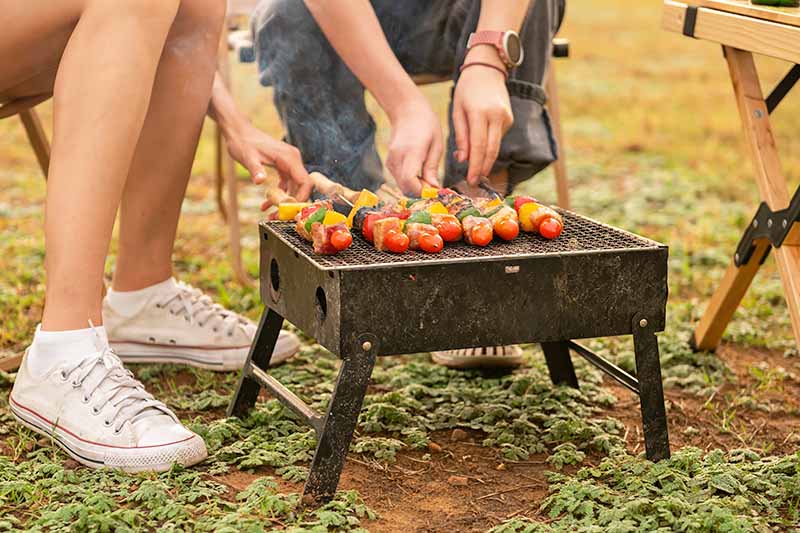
[{"left": 230, "top": 211, "right": 671, "bottom": 504}]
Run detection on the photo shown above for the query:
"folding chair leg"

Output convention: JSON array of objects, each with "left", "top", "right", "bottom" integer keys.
[
  {"left": 546, "top": 64, "right": 570, "bottom": 210},
  {"left": 632, "top": 315, "right": 670, "bottom": 461},
  {"left": 19, "top": 108, "right": 50, "bottom": 179},
  {"left": 304, "top": 345, "right": 378, "bottom": 504},
  {"left": 541, "top": 341, "right": 579, "bottom": 388}
]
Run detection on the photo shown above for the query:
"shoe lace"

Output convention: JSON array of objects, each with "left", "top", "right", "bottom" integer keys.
[
  {"left": 61, "top": 348, "right": 177, "bottom": 434},
  {"left": 157, "top": 281, "right": 248, "bottom": 337}
]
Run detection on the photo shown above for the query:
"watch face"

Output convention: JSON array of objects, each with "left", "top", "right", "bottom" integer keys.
[{"left": 504, "top": 32, "right": 524, "bottom": 66}]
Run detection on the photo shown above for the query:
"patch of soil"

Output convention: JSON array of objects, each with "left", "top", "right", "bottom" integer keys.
[
  {"left": 210, "top": 342, "right": 800, "bottom": 532},
  {"left": 605, "top": 343, "right": 800, "bottom": 456}
]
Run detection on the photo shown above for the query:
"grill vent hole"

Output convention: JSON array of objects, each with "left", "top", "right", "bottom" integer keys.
[
  {"left": 315, "top": 286, "right": 327, "bottom": 320},
  {"left": 270, "top": 259, "right": 280, "bottom": 292}
]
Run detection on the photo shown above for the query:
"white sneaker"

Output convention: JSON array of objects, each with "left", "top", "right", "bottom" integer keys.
[
  {"left": 103, "top": 280, "right": 300, "bottom": 371},
  {"left": 9, "top": 348, "right": 207, "bottom": 472}
]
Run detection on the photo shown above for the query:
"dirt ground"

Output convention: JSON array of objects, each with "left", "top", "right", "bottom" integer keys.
[{"left": 198, "top": 342, "right": 800, "bottom": 533}]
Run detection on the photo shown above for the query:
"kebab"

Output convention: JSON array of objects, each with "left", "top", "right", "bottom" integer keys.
[
  {"left": 506, "top": 195, "right": 564, "bottom": 240},
  {"left": 294, "top": 200, "right": 353, "bottom": 254},
  {"left": 437, "top": 191, "right": 494, "bottom": 246}
]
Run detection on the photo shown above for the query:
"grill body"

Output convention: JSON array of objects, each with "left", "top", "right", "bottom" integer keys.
[
  {"left": 232, "top": 211, "right": 671, "bottom": 504},
  {"left": 261, "top": 213, "right": 668, "bottom": 356}
]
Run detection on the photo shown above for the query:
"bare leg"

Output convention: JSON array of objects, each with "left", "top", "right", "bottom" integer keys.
[
  {"left": 0, "top": 0, "right": 181, "bottom": 330},
  {"left": 113, "top": 0, "right": 225, "bottom": 291}
]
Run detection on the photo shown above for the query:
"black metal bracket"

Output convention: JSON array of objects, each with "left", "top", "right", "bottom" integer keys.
[
  {"left": 733, "top": 184, "right": 800, "bottom": 267},
  {"left": 683, "top": 6, "right": 699, "bottom": 38},
  {"left": 567, "top": 341, "right": 640, "bottom": 394},
  {"left": 766, "top": 64, "right": 800, "bottom": 114}
]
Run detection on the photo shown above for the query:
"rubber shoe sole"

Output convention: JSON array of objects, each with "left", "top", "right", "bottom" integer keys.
[
  {"left": 111, "top": 331, "right": 300, "bottom": 371},
  {"left": 431, "top": 345, "right": 524, "bottom": 369},
  {"left": 9, "top": 395, "right": 207, "bottom": 473}
]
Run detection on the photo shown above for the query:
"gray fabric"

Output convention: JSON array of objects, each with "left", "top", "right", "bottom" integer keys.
[{"left": 252, "top": 0, "right": 565, "bottom": 192}]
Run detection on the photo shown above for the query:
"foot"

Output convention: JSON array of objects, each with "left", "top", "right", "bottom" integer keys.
[
  {"left": 10, "top": 347, "right": 207, "bottom": 472},
  {"left": 431, "top": 345, "right": 523, "bottom": 369},
  {"left": 103, "top": 279, "right": 300, "bottom": 371}
]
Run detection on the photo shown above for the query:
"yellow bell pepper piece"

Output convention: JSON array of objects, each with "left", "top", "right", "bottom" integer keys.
[
  {"left": 485, "top": 198, "right": 502, "bottom": 208},
  {"left": 323, "top": 210, "right": 348, "bottom": 226},
  {"left": 278, "top": 202, "right": 311, "bottom": 221},
  {"left": 518, "top": 202, "right": 541, "bottom": 232},
  {"left": 428, "top": 201, "right": 448, "bottom": 215},
  {"left": 421, "top": 185, "right": 439, "bottom": 199},
  {"left": 346, "top": 189, "right": 380, "bottom": 227}
]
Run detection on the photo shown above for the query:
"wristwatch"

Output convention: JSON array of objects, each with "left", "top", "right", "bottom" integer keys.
[{"left": 466, "top": 30, "right": 524, "bottom": 69}]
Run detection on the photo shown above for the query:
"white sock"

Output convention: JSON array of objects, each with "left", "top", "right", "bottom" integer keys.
[
  {"left": 106, "top": 277, "right": 178, "bottom": 317},
  {"left": 27, "top": 325, "right": 109, "bottom": 379}
]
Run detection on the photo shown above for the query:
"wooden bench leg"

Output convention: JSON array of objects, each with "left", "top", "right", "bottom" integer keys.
[
  {"left": 546, "top": 64, "right": 570, "bottom": 210},
  {"left": 19, "top": 108, "right": 50, "bottom": 179},
  {"left": 217, "top": 29, "right": 255, "bottom": 288},
  {"left": 695, "top": 47, "right": 800, "bottom": 352}
]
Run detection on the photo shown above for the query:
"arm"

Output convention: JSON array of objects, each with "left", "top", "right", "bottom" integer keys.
[
  {"left": 303, "top": 0, "right": 442, "bottom": 194},
  {"left": 453, "top": 1, "right": 531, "bottom": 183},
  {"left": 208, "top": 73, "right": 312, "bottom": 204}
]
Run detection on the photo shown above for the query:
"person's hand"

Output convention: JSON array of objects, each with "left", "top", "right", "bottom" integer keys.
[
  {"left": 386, "top": 92, "right": 443, "bottom": 196},
  {"left": 223, "top": 121, "right": 313, "bottom": 209},
  {"left": 452, "top": 49, "right": 514, "bottom": 185}
]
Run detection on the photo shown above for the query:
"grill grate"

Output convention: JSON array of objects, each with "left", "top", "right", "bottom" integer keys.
[{"left": 263, "top": 211, "right": 661, "bottom": 269}]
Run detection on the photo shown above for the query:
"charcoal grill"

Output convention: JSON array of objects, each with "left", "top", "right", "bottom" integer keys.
[{"left": 229, "top": 211, "right": 671, "bottom": 503}]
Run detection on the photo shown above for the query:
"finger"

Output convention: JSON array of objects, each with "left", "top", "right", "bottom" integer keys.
[
  {"left": 245, "top": 153, "right": 267, "bottom": 184},
  {"left": 274, "top": 150, "right": 312, "bottom": 202},
  {"left": 466, "top": 112, "right": 488, "bottom": 184},
  {"left": 399, "top": 149, "right": 426, "bottom": 196},
  {"left": 452, "top": 106, "right": 469, "bottom": 163},
  {"left": 482, "top": 121, "right": 503, "bottom": 178},
  {"left": 422, "top": 133, "right": 443, "bottom": 186}
]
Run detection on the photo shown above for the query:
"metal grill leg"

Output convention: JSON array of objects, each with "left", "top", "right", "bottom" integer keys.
[
  {"left": 632, "top": 316, "right": 670, "bottom": 461},
  {"left": 228, "top": 308, "right": 284, "bottom": 418},
  {"left": 303, "top": 341, "right": 378, "bottom": 503},
  {"left": 541, "top": 341, "right": 579, "bottom": 388}
]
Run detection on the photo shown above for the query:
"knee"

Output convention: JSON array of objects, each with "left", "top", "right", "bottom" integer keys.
[{"left": 252, "top": 0, "right": 327, "bottom": 71}]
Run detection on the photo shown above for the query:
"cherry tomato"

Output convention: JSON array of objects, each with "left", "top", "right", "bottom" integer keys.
[
  {"left": 494, "top": 219, "right": 520, "bottom": 241},
  {"left": 470, "top": 225, "right": 493, "bottom": 247},
  {"left": 384, "top": 230, "right": 410, "bottom": 253},
  {"left": 436, "top": 220, "right": 462, "bottom": 242},
  {"left": 539, "top": 217, "right": 563, "bottom": 240},
  {"left": 418, "top": 233, "right": 444, "bottom": 253},
  {"left": 395, "top": 209, "right": 411, "bottom": 220},
  {"left": 330, "top": 229, "right": 353, "bottom": 251},
  {"left": 514, "top": 196, "right": 536, "bottom": 211}
]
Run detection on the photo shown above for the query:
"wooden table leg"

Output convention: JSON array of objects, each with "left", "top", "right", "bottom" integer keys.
[
  {"left": 546, "top": 64, "right": 570, "bottom": 210},
  {"left": 696, "top": 47, "right": 800, "bottom": 352}
]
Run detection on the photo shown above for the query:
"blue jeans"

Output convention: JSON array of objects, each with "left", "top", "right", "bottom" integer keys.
[{"left": 252, "top": 0, "right": 565, "bottom": 193}]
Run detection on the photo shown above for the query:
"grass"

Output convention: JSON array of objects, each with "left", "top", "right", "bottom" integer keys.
[{"left": 3, "top": 0, "right": 800, "bottom": 530}]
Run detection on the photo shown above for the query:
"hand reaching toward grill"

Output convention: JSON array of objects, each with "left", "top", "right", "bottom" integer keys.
[
  {"left": 385, "top": 93, "right": 443, "bottom": 196},
  {"left": 208, "top": 73, "right": 312, "bottom": 207},
  {"left": 453, "top": 47, "right": 514, "bottom": 185},
  {"left": 223, "top": 121, "right": 313, "bottom": 208}
]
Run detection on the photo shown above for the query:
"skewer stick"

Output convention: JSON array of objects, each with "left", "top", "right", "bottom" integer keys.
[
  {"left": 336, "top": 193, "right": 354, "bottom": 207},
  {"left": 309, "top": 172, "right": 360, "bottom": 204}
]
